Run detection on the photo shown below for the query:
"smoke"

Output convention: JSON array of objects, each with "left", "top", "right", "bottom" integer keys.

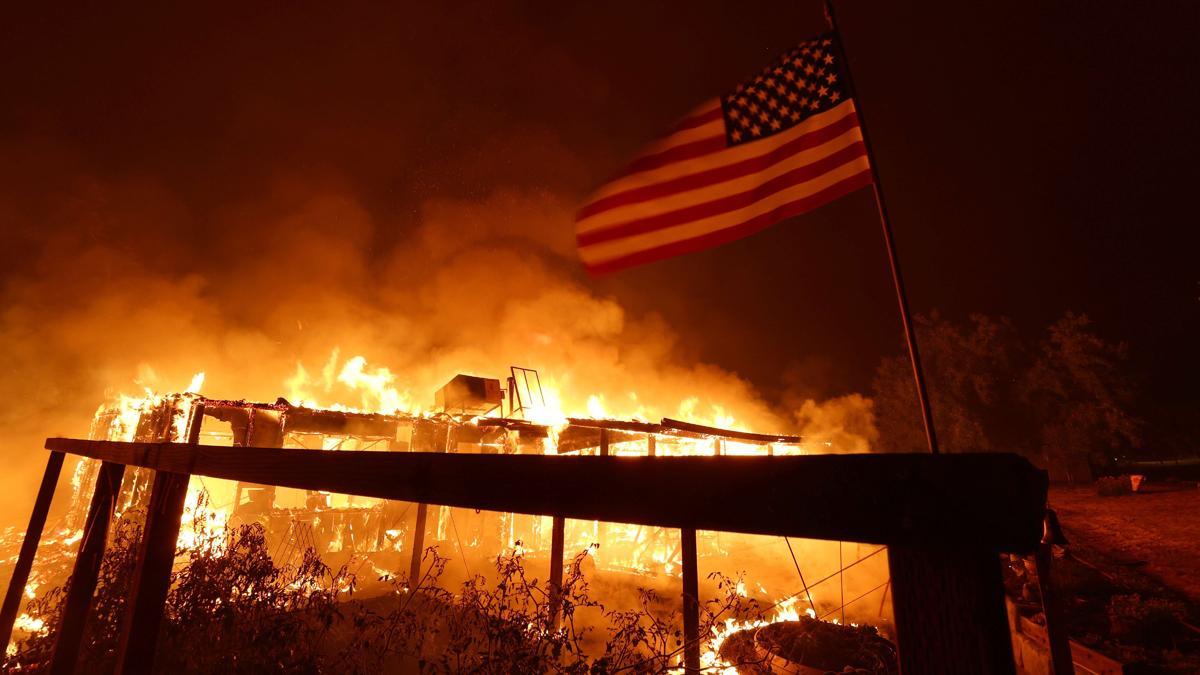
[
  {"left": 0, "top": 147, "right": 882, "bottom": 526},
  {"left": 0, "top": 2, "right": 879, "bottom": 528},
  {"left": 793, "top": 394, "right": 878, "bottom": 454}
]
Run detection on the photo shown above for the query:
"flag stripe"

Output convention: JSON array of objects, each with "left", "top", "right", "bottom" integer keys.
[
  {"left": 580, "top": 155, "right": 869, "bottom": 265},
  {"left": 579, "top": 140, "right": 867, "bottom": 247},
  {"left": 577, "top": 108, "right": 862, "bottom": 224},
  {"left": 584, "top": 102, "right": 857, "bottom": 208},
  {"left": 582, "top": 170, "right": 873, "bottom": 274},
  {"left": 619, "top": 135, "right": 729, "bottom": 178}
]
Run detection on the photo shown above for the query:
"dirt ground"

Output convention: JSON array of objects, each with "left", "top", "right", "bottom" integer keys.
[{"left": 1049, "top": 485, "right": 1200, "bottom": 602}]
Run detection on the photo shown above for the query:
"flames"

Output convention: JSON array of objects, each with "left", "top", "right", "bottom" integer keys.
[
  {"left": 286, "top": 349, "right": 418, "bottom": 415},
  {"left": 278, "top": 349, "right": 772, "bottom": 433},
  {"left": 66, "top": 356, "right": 889, "bottom": 673}
]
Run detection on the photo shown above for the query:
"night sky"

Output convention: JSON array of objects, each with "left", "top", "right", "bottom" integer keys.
[{"left": 3, "top": 1, "right": 1198, "bottom": 426}]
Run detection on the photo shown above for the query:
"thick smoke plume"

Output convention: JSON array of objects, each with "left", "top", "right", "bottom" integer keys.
[{"left": 0, "top": 154, "right": 875, "bottom": 526}]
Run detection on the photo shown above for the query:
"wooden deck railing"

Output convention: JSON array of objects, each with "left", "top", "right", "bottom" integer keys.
[{"left": 4, "top": 428, "right": 1047, "bottom": 674}]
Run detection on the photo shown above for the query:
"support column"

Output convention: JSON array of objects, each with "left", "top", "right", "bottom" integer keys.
[
  {"left": 548, "top": 515, "right": 565, "bottom": 627},
  {"left": 1035, "top": 522, "right": 1075, "bottom": 674},
  {"left": 598, "top": 429, "right": 609, "bottom": 545},
  {"left": 114, "top": 402, "right": 204, "bottom": 674},
  {"left": 408, "top": 503, "right": 429, "bottom": 587},
  {"left": 887, "top": 545, "right": 1016, "bottom": 674},
  {"left": 0, "top": 451, "right": 65, "bottom": 651},
  {"left": 50, "top": 460, "right": 126, "bottom": 675},
  {"left": 681, "top": 527, "right": 700, "bottom": 674}
]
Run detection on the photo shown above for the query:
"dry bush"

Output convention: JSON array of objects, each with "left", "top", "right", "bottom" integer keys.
[
  {"left": 344, "top": 545, "right": 766, "bottom": 673},
  {"left": 4, "top": 496, "right": 351, "bottom": 674},
  {"left": 5, "top": 498, "right": 769, "bottom": 674},
  {"left": 156, "top": 496, "right": 353, "bottom": 673}
]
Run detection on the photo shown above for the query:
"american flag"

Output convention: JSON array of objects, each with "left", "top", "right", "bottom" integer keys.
[{"left": 576, "top": 33, "right": 872, "bottom": 275}]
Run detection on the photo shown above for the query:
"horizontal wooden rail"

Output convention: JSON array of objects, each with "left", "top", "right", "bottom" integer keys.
[{"left": 44, "top": 438, "right": 1047, "bottom": 552}]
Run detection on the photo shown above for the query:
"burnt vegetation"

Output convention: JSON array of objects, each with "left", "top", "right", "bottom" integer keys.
[{"left": 4, "top": 493, "right": 782, "bottom": 674}]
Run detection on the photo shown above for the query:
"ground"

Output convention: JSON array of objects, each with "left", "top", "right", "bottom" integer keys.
[{"left": 1050, "top": 485, "right": 1200, "bottom": 602}]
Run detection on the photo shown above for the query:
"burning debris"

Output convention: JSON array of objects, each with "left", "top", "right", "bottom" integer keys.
[
  {"left": 74, "top": 367, "right": 822, "bottom": 573},
  {"left": 5, "top": 365, "right": 896, "bottom": 672}
]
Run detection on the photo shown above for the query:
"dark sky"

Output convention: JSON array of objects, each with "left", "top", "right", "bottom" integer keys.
[{"left": 3, "top": 1, "right": 1198, "bottom": 416}]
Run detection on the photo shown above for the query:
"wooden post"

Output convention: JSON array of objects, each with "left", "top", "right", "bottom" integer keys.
[
  {"left": 114, "top": 403, "right": 204, "bottom": 674},
  {"left": 408, "top": 503, "right": 429, "bottom": 587},
  {"left": 1035, "top": 537, "right": 1075, "bottom": 674},
  {"left": 547, "top": 431, "right": 571, "bottom": 629},
  {"left": 647, "top": 434, "right": 656, "bottom": 457},
  {"left": 50, "top": 460, "right": 126, "bottom": 675},
  {"left": 547, "top": 515, "right": 565, "bottom": 627},
  {"left": 681, "top": 527, "right": 700, "bottom": 674},
  {"left": 887, "top": 545, "right": 1016, "bottom": 674},
  {"left": 598, "top": 429, "right": 609, "bottom": 544},
  {"left": 0, "top": 451, "right": 65, "bottom": 651}
]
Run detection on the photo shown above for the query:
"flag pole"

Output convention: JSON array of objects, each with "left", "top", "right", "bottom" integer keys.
[{"left": 824, "top": 0, "right": 941, "bottom": 455}]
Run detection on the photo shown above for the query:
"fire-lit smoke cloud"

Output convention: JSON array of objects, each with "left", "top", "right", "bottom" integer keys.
[
  {"left": 0, "top": 153, "right": 877, "bottom": 526},
  {"left": 0, "top": 2, "right": 877, "bottom": 526}
]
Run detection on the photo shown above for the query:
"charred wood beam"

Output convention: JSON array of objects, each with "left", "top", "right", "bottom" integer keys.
[
  {"left": 50, "top": 460, "right": 126, "bottom": 675},
  {"left": 547, "top": 517, "right": 565, "bottom": 627},
  {"left": 115, "top": 403, "right": 205, "bottom": 675},
  {"left": 44, "top": 439, "right": 1047, "bottom": 552},
  {"left": 659, "top": 417, "right": 802, "bottom": 445},
  {"left": 681, "top": 528, "right": 700, "bottom": 674},
  {"left": 409, "top": 504, "right": 429, "bottom": 586},
  {"left": 566, "top": 417, "right": 668, "bottom": 434}
]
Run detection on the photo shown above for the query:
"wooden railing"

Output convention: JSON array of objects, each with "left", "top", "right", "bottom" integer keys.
[{"left": 3, "top": 427, "right": 1047, "bottom": 674}]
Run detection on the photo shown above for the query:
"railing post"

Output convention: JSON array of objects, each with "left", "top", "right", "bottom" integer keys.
[
  {"left": 0, "top": 451, "right": 65, "bottom": 652},
  {"left": 49, "top": 460, "right": 126, "bottom": 675},
  {"left": 1035, "top": 516, "right": 1075, "bottom": 675},
  {"left": 547, "top": 515, "right": 565, "bottom": 627},
  {"left": 598, "top": 429, "right": 609, "bottom": 545},
  {"left": 114, "top": 403, "right": 204, "bottom": 674},
  {"left": 681, "top": 527, "right": 700, "bottom": 674},
  {"left": 408, "top": 503, "right": 429, "bottom": 586},
  {"left": 887, "top": 545, "right": 1016, "bottom": 674}
]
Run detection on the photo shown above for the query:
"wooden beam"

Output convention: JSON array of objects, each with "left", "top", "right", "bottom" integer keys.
[
  {"left": 1035, "top": 539, "right": 1075, "bottom": 674},
  {"left": 659, "top": 417, "right": 802, "bottom": 445},
  {"left": 50, "top": 460, "right": 126, "bottom": 675},
  {"left": 681, "top": 528, "right": 700, "bottom": 674},
  {"left": 114, "top": 404, "right": 204, "bottom": 674},
  {"left": 547, "top": 516, "right": 565, "bottom": 627},
  {"left": 566, "top": 417, "right": 670, "bottom": 435},
  {"left": 409, "top": 503, "right": 429, "bottom": 586},
  {"left": 44, "top": 439, "right": 1047, "bottom": 552},
  {"left": 0, "top": 451, "right": 65, "bottom": 651},
  {"left": 887, "top": 545, "right": 1016, "bottom": 674},
  {"left": 114, "top": 471, "right": 189, "bottom": 674}
]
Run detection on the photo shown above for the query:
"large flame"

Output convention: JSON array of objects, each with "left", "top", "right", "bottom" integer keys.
[{"left": 78, "top": 361, "right": 889, "bottom": 673}]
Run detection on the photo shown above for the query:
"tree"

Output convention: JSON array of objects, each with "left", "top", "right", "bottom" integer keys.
[
  {"left": 872, "top": 312, "right": 1021, "bottom": 453},
  {"left": 1022, "top": 312, "right": 1140, "bottom": 472}
]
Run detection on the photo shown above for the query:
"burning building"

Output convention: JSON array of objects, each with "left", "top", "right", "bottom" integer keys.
[{"left": 47, "top": 365, "right": 897, "bottom": 671}]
